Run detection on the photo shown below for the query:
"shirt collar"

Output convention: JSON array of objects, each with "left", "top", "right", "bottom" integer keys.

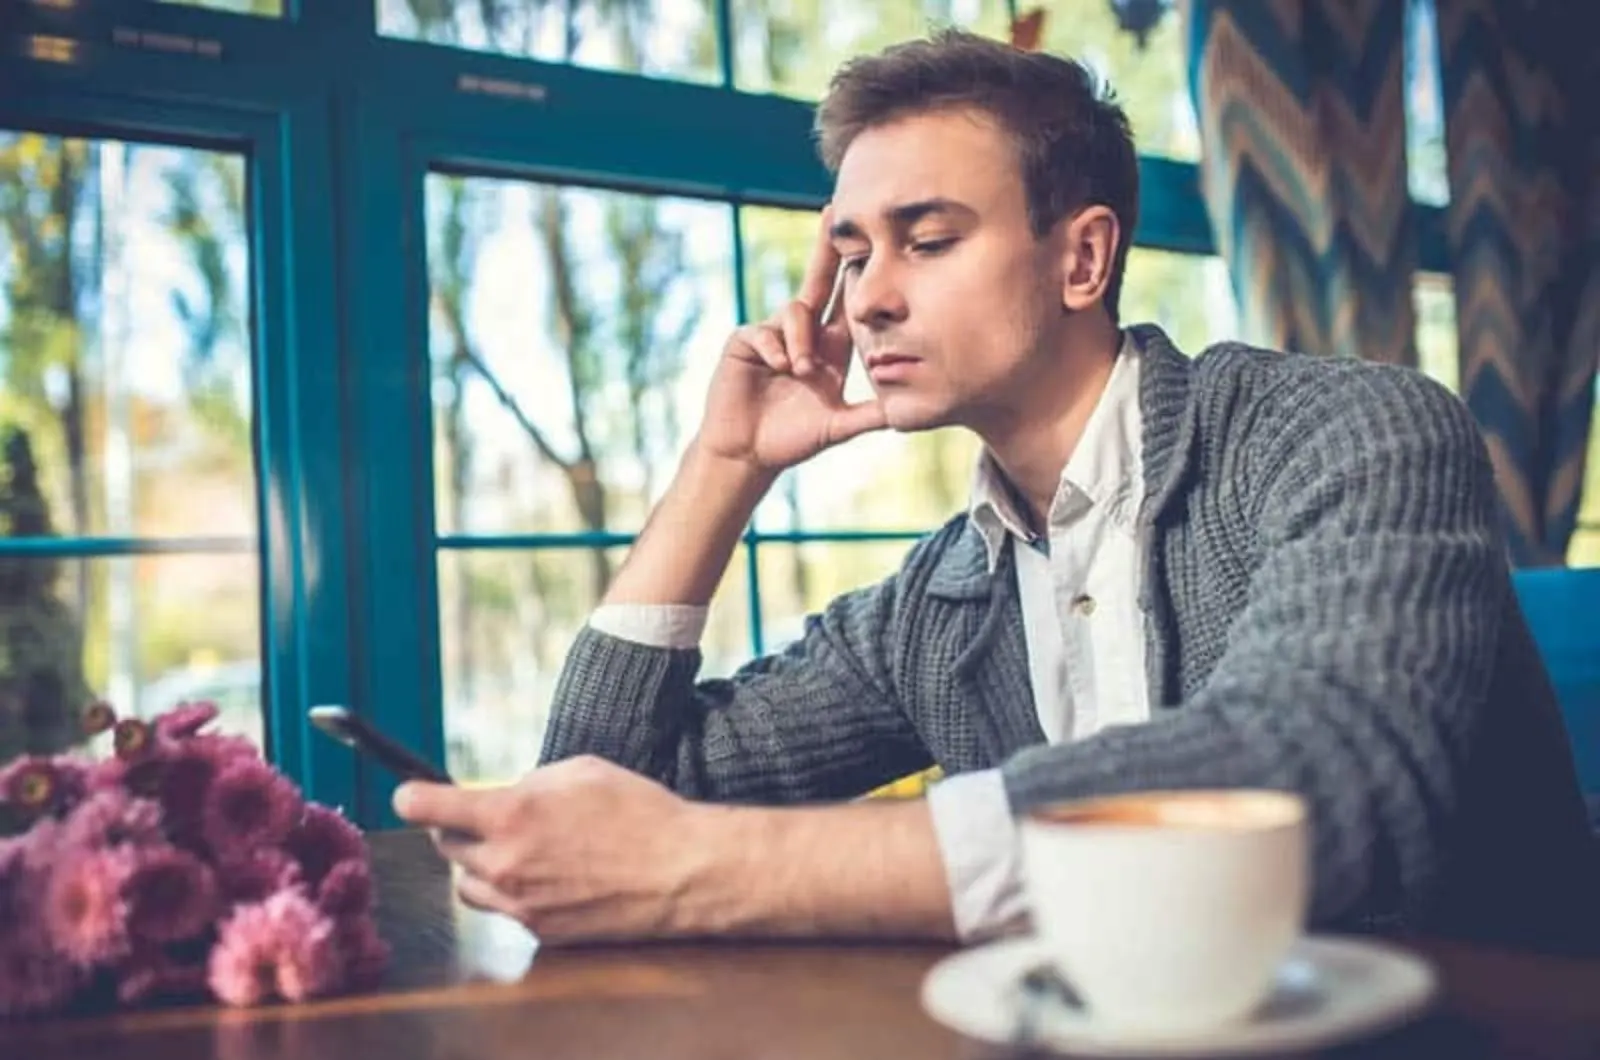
[{"left": 968, "top": 330, "right": 1145, "bottom": 571}]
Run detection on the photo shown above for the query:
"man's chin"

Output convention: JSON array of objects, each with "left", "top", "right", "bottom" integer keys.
[{"left": 881, "top": 398, "right": 954, "bottom": 434}]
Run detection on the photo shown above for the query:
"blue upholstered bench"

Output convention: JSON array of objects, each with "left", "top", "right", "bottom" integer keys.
[{"left": 1513, "top": 567, "right": 1600, "bottom": 826}]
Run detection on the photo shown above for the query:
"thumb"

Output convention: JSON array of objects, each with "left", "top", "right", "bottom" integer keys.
[
  {"left": 393, "top": 779, "right": 480, "bottom": 834},
  {"left": 825, "top": 399, "right": 889, "bottom": 446}
]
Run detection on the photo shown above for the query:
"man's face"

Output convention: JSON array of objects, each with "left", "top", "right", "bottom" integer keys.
[{"left": 829, "top": 107, "right": 1069, "bottom": 432}]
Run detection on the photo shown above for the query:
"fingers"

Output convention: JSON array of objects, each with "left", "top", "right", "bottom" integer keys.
[
  {"left": 392, "top": 780, "right": 495, "bottom": 836},
  {"left": 730, "top": 207, "right": 850, "bottom": 381},
  {"left": 454, "top": 873, "right": 568, "bottom": 943},
  {"left": 779, "top": 300, "right": 816, "bottom": 377},
  {"left": 455, "top": 871, "right": 510, "bottom": 916},
  {"left": 431, "top": 827, "right": 499, "bottom": 881},
  {"left": 731, "top": 322, "right": 790, "bottom": 374},
  {"left": 725, "top": 205, "right": 853, "bottom": 386},
  {"left": 737, "top": 300, "right": 843, "bottom": 380},
  {"left": 828, "top": 399, "right": 890, "bottom": 445},
  {"left": 796, "top": 204, "right": 841, "bottom": 313}
]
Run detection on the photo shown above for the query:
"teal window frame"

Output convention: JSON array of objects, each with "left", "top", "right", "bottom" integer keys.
[{"left": 1, "top": 0, "right": 1453, "bottom": 824}]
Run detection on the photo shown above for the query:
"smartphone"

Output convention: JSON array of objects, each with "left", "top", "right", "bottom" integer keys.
[{"left": 308, "top": 705, "right": 453, "bottom": 784}]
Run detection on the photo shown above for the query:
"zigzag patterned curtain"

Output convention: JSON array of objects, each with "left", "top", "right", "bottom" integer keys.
[
  {"left": 1186, "top": 0, "right": 1418, "bottom": 366},
  {"left": 1437, "top": 0, "right": 1599, "bottom": 566}
]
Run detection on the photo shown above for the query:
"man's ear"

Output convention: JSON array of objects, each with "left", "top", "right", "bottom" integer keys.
[{"left": 1058, "top": 205, "right": 1121, "bottom": 313}]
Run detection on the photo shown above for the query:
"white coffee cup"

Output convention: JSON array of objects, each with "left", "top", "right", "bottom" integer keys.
[{"left": 1018, "top": 789, "right": 1309, "bottom": 1036}]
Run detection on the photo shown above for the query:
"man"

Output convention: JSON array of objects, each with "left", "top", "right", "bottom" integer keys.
[{"left": 394, "top": 29, "right": 1597, "bottom": 952}]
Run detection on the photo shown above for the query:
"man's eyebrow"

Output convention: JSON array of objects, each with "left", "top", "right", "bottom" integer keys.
[
  {"left": 829, "top": 217, "right": 867, "bottom": 242},
  {"left": 828, "top": 198, "right": 974, "bottom": 241}
]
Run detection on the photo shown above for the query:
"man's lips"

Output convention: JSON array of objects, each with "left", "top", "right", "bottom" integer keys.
[
  {"left": 864, "top": 352, "right": 920, "bottom": 383},
  {"left": 863, "top": 352, "right": 919, "bottom": 369}
]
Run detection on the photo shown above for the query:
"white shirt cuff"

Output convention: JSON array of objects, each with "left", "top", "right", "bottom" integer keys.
[
  {"left": 588, "top": 604, "right": 709, "bottom": 650},
  {"left": 925, "top": 767, "right": 1031, "bottom": 942}
]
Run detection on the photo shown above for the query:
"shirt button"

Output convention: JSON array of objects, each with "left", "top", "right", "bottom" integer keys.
[{"left": 1073, "top": 594, "right": 1096, "bottom": 616}]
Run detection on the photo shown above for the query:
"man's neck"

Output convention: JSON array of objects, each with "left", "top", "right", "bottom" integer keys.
[{"left": 975, "top": 320, "right": 1123, "bottom": 534}]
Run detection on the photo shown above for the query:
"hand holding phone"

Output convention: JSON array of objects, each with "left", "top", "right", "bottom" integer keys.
[{"left": 308, "top": 705, "right": 453, "bottom": 785}]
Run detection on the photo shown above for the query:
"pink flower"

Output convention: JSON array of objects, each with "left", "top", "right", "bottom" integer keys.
[
  {"left": 0, "top": 934, "right": 82, "bottom": 1018},
  {"left": 152, "top": 747, "right": 220, "bottom": 849},
  {"left": 117, "top": 947, "right": 209, "bottom": 1006},
  {"left": 60, "top": 789, "right": 163, "bottom": 851},
  {"left": 82, "top": 700, "right": 118, "bottom": 737},
  {"left": 190, "top": 732, "right": 259, "bottom": 766},
  {"left": 334, "top": 915, "right": 390, "bottom": 990},
  {"left": 44, "top": 846, "right": 136, "bottom": 967},
  {"left": 46, "top": 756, "right": 92, "bottom": 816},
  {"left": 113, "top": 718, "right": 155, "bottom": 761},
  {"left": 0, "top": 755, "right": 85, "bottom": 818},
  {"left": 1, "top": 756, "right": 53, "bottom": 809},
  {"left": 0, "top": 836, "right": 44, "bottom": 949},
  {"left": 285, "top": 804, "right": 366, "bottom": 890},
  {"left": 208, "top": 891, "right": 341, "bottom": 1006},
  {"left": 14, "top": 817, "right": 62, "bottom": 876},
  {"left": 216, "top": 849, "right": 303, "bottom": 905},
  {"left": 125, "top": 845, "right": 218, "bottom": 944},
  {"left": 155, "top": 700, "right": 220, "bottom": 740},
  {"left": 0, "top": 834, "right": 28, "bottom": 885},
  {"left": 202, "top": 760, "right": 303, "bottom": 860},
  {"left": 94, "top": 730, "right": 256, "bottom": 802},
  {"left": 96, "top": 749, "right": 171, "bottom": 802},
  {"left": 316, "top": 859, "right": 374, "bottom": 918}
]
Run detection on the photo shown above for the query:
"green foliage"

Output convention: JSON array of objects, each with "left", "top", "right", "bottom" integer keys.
[
  {"left": 0, "top": 134, "right": 86, "bottom": 538},
  {"left": 0, "top": 427, "right": 89, "bottom": 760}
]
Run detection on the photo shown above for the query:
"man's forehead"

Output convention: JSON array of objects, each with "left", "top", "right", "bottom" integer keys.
[
  {"left": 831, "top": 111, "right": 1015, "bottom": 221},
  {"left": 831, "top": 180, "right": 968, "bottom": 224}
]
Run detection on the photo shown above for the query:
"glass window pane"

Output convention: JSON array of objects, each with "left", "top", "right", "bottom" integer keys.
[
  {"left": 1120, "top": 248, "right": 1238, "bottom": 354},
  {"left": 1414, "top": 272, "right": 1458, "bottom": 393},
  {"left": 755, "top": 426, "right": 979, "bottom": 533},
  {"left": 756, "top": 541, "right": 908, "bottom": 653},
  {"left": 0, "top": 133, "right": 257, "bottom": 541},
  {"left": 377, "top": 0, "right": 719, "bottom": 83},
  {"left": 0, "top": 130, "right": 263, "bottom": 760},
  {"left": 1036, "top": 2, "right": 1198, "bottom": 161},
  {"left": 732, "top": 0, "right": 1010, "bottom": 99},
  {"left": 438, "top": 545, "right": 749, "bottom": 784},
  {"left": 1405, "top": 0, "right": 1450, "bottom": 206},
  {"left": 157, "top": 0, "right": 283, "bottom": 13},
  {"left": 427, "top": 174, "right": 735, "bottom": 537},
  {"left": 0, "top": 551, "right": 263, "bottom": 760}
]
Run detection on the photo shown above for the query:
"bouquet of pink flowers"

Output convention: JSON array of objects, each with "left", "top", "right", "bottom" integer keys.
[{"left": 0, "top": 701, "right": 389, "bottom": 1019}]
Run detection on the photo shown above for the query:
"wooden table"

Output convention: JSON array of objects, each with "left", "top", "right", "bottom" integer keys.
[{"left": 10, "top": 829, "right": 1600, "bottom": 1059}]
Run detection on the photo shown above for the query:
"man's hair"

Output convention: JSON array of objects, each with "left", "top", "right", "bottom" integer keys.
[{"left": 814, "top": 29, "right": 1139, "bottom": 323}]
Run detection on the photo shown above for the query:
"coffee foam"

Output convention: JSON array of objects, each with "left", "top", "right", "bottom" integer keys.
[{"left": 1029, "top": 790, "right": 1303, "bottom": 831}]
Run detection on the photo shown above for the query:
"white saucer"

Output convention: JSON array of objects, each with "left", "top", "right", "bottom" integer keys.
[{"left": 920, "top": 935, "right": 1438, "bottom": 1058}]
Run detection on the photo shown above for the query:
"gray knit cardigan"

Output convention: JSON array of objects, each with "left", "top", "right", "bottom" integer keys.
[{"left": 543, "top": 324, "right": 1598, "bottom": 952}]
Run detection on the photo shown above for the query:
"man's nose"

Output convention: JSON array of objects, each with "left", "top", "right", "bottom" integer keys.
[{"left": 847, "top": 256, "right": 910, "bottom": 327}]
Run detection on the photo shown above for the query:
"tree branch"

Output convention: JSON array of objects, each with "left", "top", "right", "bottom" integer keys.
[
  {"left": 432, "top": 289, "right": 571, "bottom": 471},
  {"left": 537, "top": 189, "right": 597, "bottom": 467}
]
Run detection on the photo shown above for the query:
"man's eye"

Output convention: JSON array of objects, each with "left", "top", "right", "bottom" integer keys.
[
  {"left": 842, "top": 256, "right": 868, "bottom": 273},
  {"left": 911, "top": 238, "right": 956, "bottom": 256}
]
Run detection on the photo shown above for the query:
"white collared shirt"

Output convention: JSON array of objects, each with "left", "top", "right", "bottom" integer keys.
[
  {"left": 589, "top": 333, "right": 1150, "bottom": 941},
  {"left": 928, "top": 332, "right": 1149, "bottom": 937}
]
